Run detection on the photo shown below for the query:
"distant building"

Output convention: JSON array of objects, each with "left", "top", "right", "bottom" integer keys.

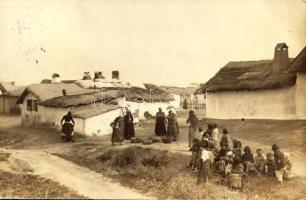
[
  {"left": 17, "top": 72, "right": 174, "bottom": 136},
  {"left": 0, "top": 82, "right": 25, "bottom": 114},
  {"left": 195, "top": 43, "right": 306, "bottom": 120}
]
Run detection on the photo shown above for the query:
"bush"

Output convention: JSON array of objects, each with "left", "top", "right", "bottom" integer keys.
[
  {"left": 112, "top": 147, "right": 141, "bottom": 167},
  {"left": 144, "top": 111, "right": 154, "bottom": 120}
]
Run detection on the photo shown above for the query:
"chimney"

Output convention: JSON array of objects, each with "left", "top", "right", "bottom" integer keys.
[
  {"left": 112, "top": 70, "right": 119, "bottom": 80},
  {"left": 62, "top": 89, "right": 67, "bottom": 96},
  {"left": 94, "top": 71, "right": 105, "bottom": 80},
  {"left": 82, "top": 72, "right": 92, "bottom": 80},
  {"left": 273, "top": 43, "right": 289, "bottom": 71},
  {"left": 51, "top": 73, "right": 61, "bottom": 83}
]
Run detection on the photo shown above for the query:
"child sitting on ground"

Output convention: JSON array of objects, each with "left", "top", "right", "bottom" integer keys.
[
  {"left": 254, "top": 148, "right": 266, "bottom": 174},
  {"left": 188, "top": 138, "right": 201, "bottom": 171},
  {"left": 284, "top": 152, "right": 295, "bottom": 179},
  {"left": 242, "top": 146, "right": 259, "bottom": 175},
  {"left": 265, "top": 152, "right": 276, "bottom": 176}
]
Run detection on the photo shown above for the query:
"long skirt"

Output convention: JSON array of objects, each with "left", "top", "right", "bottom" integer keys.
[
  {"left": 111, "top": 128, "right": 122, "bottom": 143},
  {"left": 118, "top": 117, "right": 125, "bottom": 141},
  {"left": 188, "top": 127, "right": 197, "bottom": 148},
  {"left": 61, "top": 123, "right": 74, "bottom": 141},
  {"left": 124, "top": 122, "right": 135, "bottom": 140},
  {"left": 155, "top": 117, "right": 167, "bottom": 136},
  {"left": 167, "top": 123, "right": 179, "bottom": 140}
]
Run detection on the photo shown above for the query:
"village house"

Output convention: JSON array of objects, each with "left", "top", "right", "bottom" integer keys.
[
  {"left": 0, "top": 82, "right": 25, "bottom": 114},
  {"left": 16, "top": 71, "right": 175, "bottom": 136},
  {"left": 195, "top": 43, "right": 306, "bottom": 120}
]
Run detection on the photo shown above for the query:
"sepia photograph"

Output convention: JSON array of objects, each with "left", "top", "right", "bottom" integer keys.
[{"left": 0, "top": 0, "right": 305, "bottom": 199}]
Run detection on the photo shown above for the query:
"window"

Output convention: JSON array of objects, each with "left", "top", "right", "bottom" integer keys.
[
  {"left": 26, "top": 99, "right": 38, "bottom": 112},
  {"left": 27, "top": 100, "right": 32, "bottom": 111}
]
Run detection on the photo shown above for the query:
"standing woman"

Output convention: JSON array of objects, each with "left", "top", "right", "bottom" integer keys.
[
  {"left": 61, "top": 111, "right": 75, "bottom": 142},
  {"left": 167, "top": 110, "right": 179, "bottom": 141},
  {"left": 110, "top": 117, "right": 122, "bottom": 145},
  {"left": 155, "top": 108, "right": 167, "bottom": 136},
  {"left": 187, "top": 110, "right": 199, "bottom": 148},
  {"left": 124, "top": 111, "right": 135, "bottom": 140},
  {"left": 118, "top": 112, "right": 125, "bottom": 142}
]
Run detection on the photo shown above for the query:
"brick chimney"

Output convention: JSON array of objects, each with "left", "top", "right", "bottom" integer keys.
[
  {"left": 82, "top": 72, "right": 92, "bottom": 80},
  {"left": 112, "top": 70, "right": 119, "bottom": 80},
  {"left": 94, "top": 71, "right": 105, "bottom": 80},
  {"left": 273, "top": 43, "right": 289, "bottom": 71}
]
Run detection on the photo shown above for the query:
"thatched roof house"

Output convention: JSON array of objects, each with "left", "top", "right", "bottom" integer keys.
[
  {"left": 195, "top": 43, "right": 306, "bottom": 120},
  {"left": 16, "top": 74, "right": 174, "bottom": 135},
  {"left": 0, "top": 82, "right": 26, "bottom": 114}
]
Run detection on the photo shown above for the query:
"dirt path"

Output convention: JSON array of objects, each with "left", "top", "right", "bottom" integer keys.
[{"left": 1, "top": 148, "right": 152, "bottom": 199}]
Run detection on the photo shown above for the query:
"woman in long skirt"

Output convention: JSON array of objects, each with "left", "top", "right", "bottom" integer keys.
[
  {"left": 124, "top": 111, "right": 135, "bottom": 140},
  {"left": 155, "top": 108, "right": 167, "bottom": 136}
]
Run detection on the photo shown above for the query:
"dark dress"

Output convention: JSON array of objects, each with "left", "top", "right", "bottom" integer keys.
[
  {"left": 124, "top": 113, "right": 135, "bottom": 140},
  {"left": 167, "top": 113, "right": 179, "bottom": 140},
  {"left": 118, "top": 116, "right": 125, "bottom": 141},
  {"left": 111, "top": 119, "right": 122, "bottom": 143},
  {"left": 155, "top": 111, "right": 167, "bottom": 136},
  {"left": 61, "top": 114, "right": 74, "bottom": 141}
]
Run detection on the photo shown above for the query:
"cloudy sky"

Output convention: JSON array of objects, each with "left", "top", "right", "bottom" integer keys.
[{"left": 0, "top": 0, "right": 305, "bottom": 86}]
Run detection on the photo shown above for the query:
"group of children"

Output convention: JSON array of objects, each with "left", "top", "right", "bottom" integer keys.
[{"left": 188, "top": 123, "right": 295, "bottom": 187}]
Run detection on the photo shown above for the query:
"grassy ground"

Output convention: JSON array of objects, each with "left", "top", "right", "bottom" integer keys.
[{"left": 57, "top": 145, "right": 306, "bottom": 200}]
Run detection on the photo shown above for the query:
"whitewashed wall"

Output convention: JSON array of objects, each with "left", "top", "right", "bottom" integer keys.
[
  {"left": 20, "top": 93, "right": 41, "bottom": 125},
  {"left": 295, "top": 73, "right": 306, "bottom": 119},
  {"left": 206, "top": 86, "right": 297, "bottom": 120},
  {"left": 83, "top": 108, "right": 121, "bottom": 136},
  {"left": 117, "top": 97, "right": 171, "bottom": 120}
]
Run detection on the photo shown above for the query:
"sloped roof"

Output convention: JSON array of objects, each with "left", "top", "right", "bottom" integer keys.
[
  {"left": 16, "top": 83, "right": 93, "bottom": 104},
  {"left": 0, "top": 82, "right": 26, "bottom": 97},
  {"left": 195, "top": 59, "right": 296, "bottom": 93},
  {"left": 71, "top": 104, "right": 120, "bottom": 119},
  {"left": 41, "top": 86, "right": 173, "bottom": 108},
  {"left": 289, "top": 46, "right": 306, "bottom": 73},
  {"left": 275, "top": 43, "right": 288, "bottom": 50}
]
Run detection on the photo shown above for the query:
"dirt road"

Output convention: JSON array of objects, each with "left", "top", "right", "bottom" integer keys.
[{"left": 1, "top": 148, "right": 151, "bottom": 199}]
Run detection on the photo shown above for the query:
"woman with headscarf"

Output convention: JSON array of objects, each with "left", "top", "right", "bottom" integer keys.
[
  {"left": 167, "top": 110, "right": 179, "bottom": 141},
  {"left": 61, "top": 111, "right": 75, "bottom": 142},
  {"left": 124, "top": 110, "right": 135, "bottom": 140},
  {"left": 187, "top": 110, "right": 199, "bottom": 148},
  {"left": 155, "top": 108, "right": 167, "bottom": 136}
]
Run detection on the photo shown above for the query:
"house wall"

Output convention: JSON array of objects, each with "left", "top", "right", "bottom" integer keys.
[
  {"left": 117, "top": 97, "right": 171, "bottom": 120},
  {"left": 206, "top": 86, "right": 297, "bottom": 120},
  {"left": 83, "top": 108, "right": 121, "bottom": 136},
  {"left": 20, "top": 93, "right": 40, "bottom": 125},
  {"left": 295, "top": 73, "right": 306, "bottom": 119},
  {"left": 0, "top": 96, "right": 20, "bottom": 114}
]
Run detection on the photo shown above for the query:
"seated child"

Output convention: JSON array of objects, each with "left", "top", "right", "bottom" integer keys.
[
  {"left": 214, "top": 144, "right": 231, "bottom": 175},
  {"left": 254, "top": 148, "right": 266, "bottom": 174},
  {"left": 242, "top": 146, "right": 259, "bottom": 175},
  {"left": 232, "top": 157, "right": 244, "bottom": 174},
  {"left": 188, "top": 138, "right": 201, "bottom": 170},
  {"left": 265, "top": 152, "right": 276, "bottom": 176},
  {"left": 283, "top": 152, "right": 295, "bottom": 179}
]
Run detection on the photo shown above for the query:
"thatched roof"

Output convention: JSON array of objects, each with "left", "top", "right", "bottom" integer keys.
[
  {"left": 289, "top": 46, "right": 306, "bottom": 73},
  {"left": 16, "top": 83, "right": 93, "bottom": 104},
  {"left": 0, "top": 82, "right": 26, "bottom": 97},
  {"left": 160, "top": 86, "right": 197, "bottom": 95},
  {"left": 71, "top": 104, "right": 120, "bottom": 119},
  {"left": 41, "top": 86, "right": 173, "bottom": 108},
  {"left": 195, "top": 59, "right": 297, "bottom": 93}
]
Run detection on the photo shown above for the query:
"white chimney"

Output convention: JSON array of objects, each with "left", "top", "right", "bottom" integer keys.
[{"left": 51, "top": 73, "right": 61, "bottom": 83}]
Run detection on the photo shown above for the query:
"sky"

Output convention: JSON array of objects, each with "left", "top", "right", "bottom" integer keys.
[{"left": 0, "top": 0, "right": 305, "bottom": 86}]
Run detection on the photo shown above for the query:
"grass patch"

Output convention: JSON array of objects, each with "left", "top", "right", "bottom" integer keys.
[{"left": 0, "top": 170, "right": 85, "bottom": 199}]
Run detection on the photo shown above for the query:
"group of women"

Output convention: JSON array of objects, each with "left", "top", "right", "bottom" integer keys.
[{"left": 154, "top": 108, "right": 180, "bottom": 141}]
